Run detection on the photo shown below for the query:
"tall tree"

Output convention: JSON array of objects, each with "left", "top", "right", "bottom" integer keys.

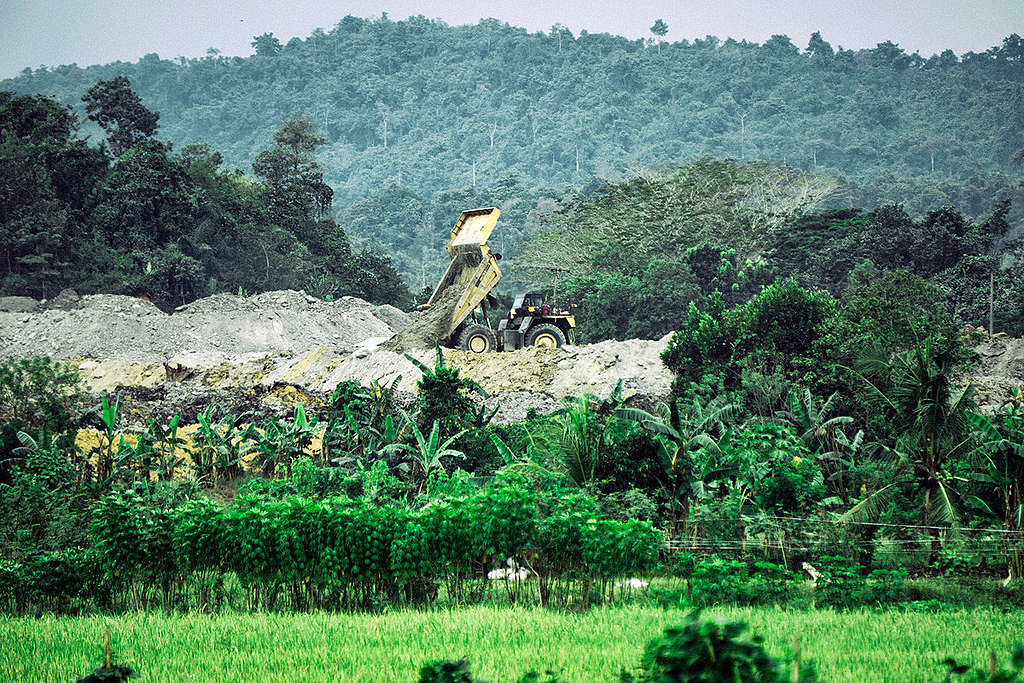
[
  {"left": 82, "top": 76, "right": 159, "bottom": 156},
  {"left": 251, "top": 32, "right": 282, "bottom": 57},
  {"left": 252, "top": 115, "right": 332, "bottom": 219}
]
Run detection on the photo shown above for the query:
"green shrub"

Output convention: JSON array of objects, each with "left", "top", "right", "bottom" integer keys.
[
  {"left": 620, "top": 610, "right": 815, "bottom": 682},
  {"left": 813, "top": 555, "right": 906, "bottom": 608},
  {"left": 418, "top": 660, "right": 480, "bottom": 683}
]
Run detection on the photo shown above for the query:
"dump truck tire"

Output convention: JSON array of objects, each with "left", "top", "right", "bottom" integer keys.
[
  {"left": 525, "top": 323, "right": 566, "bottom": 349},
  {"left": 458, "top": 324, "right": 497, "bottom": 353}
]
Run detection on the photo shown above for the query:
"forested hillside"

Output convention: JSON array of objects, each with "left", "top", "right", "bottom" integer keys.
[
  {"left": 3, "top": 16, "right": 1023, "bottom": 293},
  {"left": 0, "top": 85, "right": 407, "bottom": 309},
  {"left": 6, "top": 17, "right": 1023, "bottom": 199}
]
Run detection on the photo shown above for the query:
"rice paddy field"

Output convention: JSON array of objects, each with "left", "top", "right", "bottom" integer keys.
[{"left": 2, "top": 605, "right": 1022, "bottom": 682}]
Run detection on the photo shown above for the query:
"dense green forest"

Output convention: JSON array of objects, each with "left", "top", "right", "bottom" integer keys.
[
  {"left": 3, "top": 16, "right": 1023, "bottom": 289},
  {"left": 0, "top": 83, "right": 408, "bottom": 308},
  {"left": 522, "top": 158, "right": 1023, "bottom": 342}
]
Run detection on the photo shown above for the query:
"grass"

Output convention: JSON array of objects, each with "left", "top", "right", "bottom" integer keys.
[{"left": 2, "top": 605, "right": 1023, "bottom": 682}]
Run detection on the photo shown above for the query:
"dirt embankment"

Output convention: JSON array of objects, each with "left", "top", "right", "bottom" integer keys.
[
  {"left": 9, "top": 289, "right": 1021, "bottom": 425},
  {"left": 1, "top": 290, "right": 675, "bottom": 424},
  {"left": 0, "top": 289, "right": 405, "bottom": 362},
  {"left": 971, "top": 333, "right": 1024, "bottom": 407}
]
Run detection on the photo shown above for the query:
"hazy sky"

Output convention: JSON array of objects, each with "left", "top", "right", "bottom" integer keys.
[{"left": 2, "top": 0, "right": 1022, "bottom": 79}]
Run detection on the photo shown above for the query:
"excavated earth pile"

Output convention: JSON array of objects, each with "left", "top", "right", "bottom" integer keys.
[
  {"left": 971, "top": 333, "right": 1024, "bottom": 406},
  {"left": 0, "top": 290, "right": 675, "bottom": 424},
  {"left": 5, "top": 289, "right": 1019, "bottom": 425},
  {"left": 0, "top": 289, "right": 404, "bottom": 361}
]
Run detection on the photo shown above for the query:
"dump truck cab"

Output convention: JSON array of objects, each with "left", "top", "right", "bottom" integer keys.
[{"left": 496, "top": 292, "right": 576, "bottom": 350}]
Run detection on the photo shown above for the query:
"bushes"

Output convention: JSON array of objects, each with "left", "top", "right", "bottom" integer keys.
[
  {"left": 813, "top": 555, "right": 907, "bottom": 609},
  {"left": 662, "top": 278, "right": 835, "bottom": 409},
  {"left": 0, "top": 355, "right": 84, "bottom": 474},
  {"left": 661, "top": 555, "right": 906, "bottom": 610},
  {"left": 621, "top": 610, "right": 814, "bottom": 682},
  {"left": 686, "top": 559, "right": 796, "bottom": 607},
  {"left": 0, "top": 548, "right": 107, "bottom": 615},
  {"left": 72, "top": 475, "right": 662, "bottom": 614}
]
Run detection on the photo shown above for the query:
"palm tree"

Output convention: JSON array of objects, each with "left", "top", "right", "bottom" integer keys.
[
  {"left": 619, "top": 396, "right": 738, "bottom": 535},
  {"left": 843, "top": 341, "right": 976, "bottom": 560},
  {"left": 968, "top": 387, "right": 1024, "bottom": 582}
]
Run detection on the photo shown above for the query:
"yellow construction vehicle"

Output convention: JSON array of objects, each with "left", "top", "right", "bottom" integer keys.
[{"left": 415, "top": 207, "right": 575, "bottom": 353}]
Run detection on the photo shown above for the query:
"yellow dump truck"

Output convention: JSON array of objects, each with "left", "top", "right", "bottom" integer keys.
[{"left": 418, "top": 207, "right": 576, "bottom": 353}]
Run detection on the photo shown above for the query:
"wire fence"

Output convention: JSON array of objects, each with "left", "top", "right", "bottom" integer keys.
[{"left": 661, "top": 516, "right": 1023, "bottom": 570}]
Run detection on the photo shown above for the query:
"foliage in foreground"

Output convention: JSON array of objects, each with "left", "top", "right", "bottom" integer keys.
[{"left": 0, "top": 476, "right": 661, "bottom": 614}]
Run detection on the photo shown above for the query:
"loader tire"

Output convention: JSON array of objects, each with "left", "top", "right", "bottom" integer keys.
[
  {"left": 524, "top": 323, "right": 566, "bottom": 349},
  {"left": 458, "top": 324, "right": 497, "bottom": 353}
]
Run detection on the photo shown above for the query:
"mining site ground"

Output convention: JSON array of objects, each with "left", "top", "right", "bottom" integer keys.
[{"left": 0, "top": 289, "right": 675, "bottom": 426}]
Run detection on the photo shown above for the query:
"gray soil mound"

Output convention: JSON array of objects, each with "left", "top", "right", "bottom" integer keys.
[
  {"left": 0, "top": 296, "right": 40, "bottom": 313},
  {"left": 972, "top": 333, "right": 1024, "bottom": 407},
  {"left": 3, "top": 286, "right": 681, "bottom": 423},
  {"left": 0, "top": 290, "right": 408, "bottom": 362}
]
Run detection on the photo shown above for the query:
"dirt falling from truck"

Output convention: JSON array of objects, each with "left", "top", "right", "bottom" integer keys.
[{"left": 381, "top": 286, "right": 464, "bottom": 352}]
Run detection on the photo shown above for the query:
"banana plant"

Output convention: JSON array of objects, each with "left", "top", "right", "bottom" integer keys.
[
  {"left": 616, "top": 395, "right": 738, "bottom": 534},
  {"left": 384, "top": 416, "right": 466, "bottom": 492},
  {"left": 194, "top": 405, "right": 256, "bottom": 484},
  {"left": 257, "top": 402, "right": 318, "bottom": 478},
  {"left": 774, "top": 388, "right": 852, "bottom": 452},
  {"left": 116, "top": 429, "right": 157, "bottom": 484},
  {"left": 91, "top": 395, "right": 120, "bottom": 485},
  {"left": 149, "top": 415, "right": 186, "bottom": 482}
]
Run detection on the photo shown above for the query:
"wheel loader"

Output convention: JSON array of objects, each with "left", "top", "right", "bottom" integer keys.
[{"left": 416, "top": 207, "right": 575, "bottom": 353}]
